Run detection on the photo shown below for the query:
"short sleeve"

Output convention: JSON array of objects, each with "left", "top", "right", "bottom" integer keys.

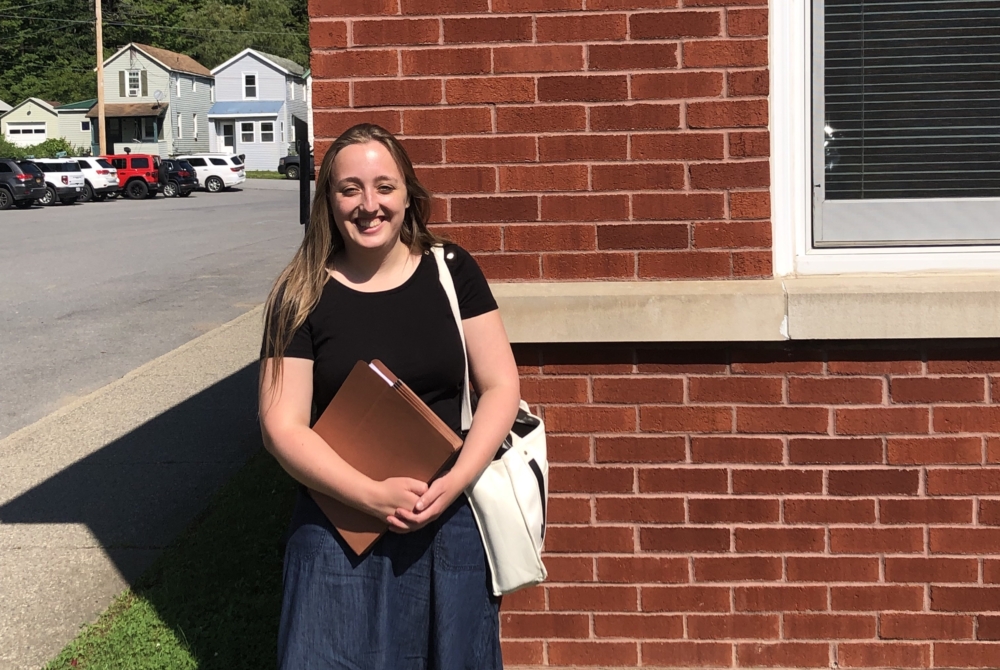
[
  {"left": 443, "top": 244, "right": 498, "bottom": 320},
  {"left": 261, "top": 290, "right": 315, "bottom": 360}
]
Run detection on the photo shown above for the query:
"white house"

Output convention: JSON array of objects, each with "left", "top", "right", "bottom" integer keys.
[
  {"left": 56, "top": 99, "right": 97, "bottom": 152},
  {"left": 1, "top": 98, "right": 58, "bottom": 147},
  {"left": 209, "top": 49, "right": 308, "bottom": 170}
]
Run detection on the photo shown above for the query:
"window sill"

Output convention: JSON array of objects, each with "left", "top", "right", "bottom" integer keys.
[{"left": 491, "top": 274, "right": 1000, "bottom": 343}]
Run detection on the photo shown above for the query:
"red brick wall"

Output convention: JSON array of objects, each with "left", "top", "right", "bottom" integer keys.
[
  {"left": 308, "top": 0, "right": 771, "bottom": 281},
  {"left": 506, "top": 342, "right": 1000, "bottom": 668}
]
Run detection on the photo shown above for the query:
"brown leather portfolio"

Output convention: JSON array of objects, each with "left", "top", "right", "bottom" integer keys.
[{"left": 308, "top": 359, "right": 463, "bottom": 556}]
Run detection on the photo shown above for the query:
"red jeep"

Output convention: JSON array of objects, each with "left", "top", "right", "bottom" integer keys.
[{"left": 105, "top": 153, "right": 161, "bottom": 199}]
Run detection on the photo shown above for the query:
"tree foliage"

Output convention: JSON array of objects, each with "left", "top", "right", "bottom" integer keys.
[
  {"left": 0, "top": 0, "right": 308, "bottom": 107},
  {"left": 0, "top": 137, "right": 83, "bottom": 158}
]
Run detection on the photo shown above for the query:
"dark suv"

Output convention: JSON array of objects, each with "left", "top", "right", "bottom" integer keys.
[
  {"left": 160, "top": 159, "right": 198, "bottom": 197},
  {"left": 278, "top": 153, "right": 314, "bottom": 180},
  {"left": 0, "top": 158, "right": 47, "bottom": 210}
]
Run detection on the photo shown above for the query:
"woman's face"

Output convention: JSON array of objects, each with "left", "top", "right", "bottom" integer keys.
[{"left": 330, "top": 141, "right": 410, "bottom": 253}]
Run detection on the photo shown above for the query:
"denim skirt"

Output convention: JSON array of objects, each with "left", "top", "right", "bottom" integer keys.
[{"left": 277, "top": 489, "right": 502, "bottom": 670}]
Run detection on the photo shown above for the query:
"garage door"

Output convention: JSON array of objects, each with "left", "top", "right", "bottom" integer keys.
[{"left": 5, "top": 122, "right": 47, "bottom": 146}]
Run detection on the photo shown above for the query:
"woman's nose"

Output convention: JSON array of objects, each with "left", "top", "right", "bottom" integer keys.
[{"left": 361, "top": 188, "right": 377, "bottom": 212}]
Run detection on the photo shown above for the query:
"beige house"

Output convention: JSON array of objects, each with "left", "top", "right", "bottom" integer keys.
[
  {"left": 1, "top": 98, "right": 58, "bottom": 147},
  {"left": 56, "top": 99, "right": 97, "bottom": 153}
]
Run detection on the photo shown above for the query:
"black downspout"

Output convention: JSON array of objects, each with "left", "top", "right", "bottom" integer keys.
[{"left": 293, "top": 116, "right": 310, "bottom": 231}]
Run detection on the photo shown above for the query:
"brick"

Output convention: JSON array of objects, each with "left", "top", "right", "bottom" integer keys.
[
  {"left": 545, "top": 556, "right": 593, "bottom": 582},
  {"left": 519, "top": 376, "right": 588, "bottom": 404},
  {"left": 400, "top": 0, "right": 487, "bottom": 12},
  {"left": 592, "top": 104, "right": 681, "bottom": 131},
  {"left": 547, "top": 434, "right": 590, "bottom": 462},
  {"left": 634, "top": 193, "right": 726, "bottom": 220},
  {"left": 690, "top": 160, "right": 769, "bottom": 188},
  {"left": 883, "top": 614, "right": 973, "bottom": 640},
  {"left": 539, "top": 134, "right": 628, "bottom": 161},
  {"left": 990, "top": 437, "right": 1000, "bottom": 463},
  {"left": 588, "top": 43, "right": 679, "bottom": 71},
  {"left": 548, "top": 641, "right": 638, "bottom": 666},
  {"left": 501, "top": 640, "right": 542, "bottom": 665},
  {"left": 403, "top": 107, "right": 492, "bottom": 135},
  {"left": 494, "top": 45, "right": 585, "bottom": 74},
  {"left": 728, "top": 8, "right": 768, "bottom": 36},
  {"left": 501, "top": 612, "right": 590, "bottom": 639},
  {"left": 632, "top": 132, "right": 725, "bottom": 160},
  {"left": 783, "top": 614, "right": 876, "bottom": 639},
  {"left": 828, "top": 350, "right": 923, "bottom": 375},
  {"left": 733, "top": 250, "right": 771, "bottom": 278},
  {"left": 549, "top": 465, "right": 632, "bottom": 493},
  {"left": 549, "top": 495, "right": 591, "bottom": 522},
  {"left": 311, "top": 20, "right": 348, "bottom": 48},
  {"left": 832, "top": 586, "right": 924, "bottom": 611},
  {"left": 688, "top": 614, "right": 779, "bottom": 639},
  {"left": 730, "top": 130, "right": 770, "bottom": 157},
  {"left": 736, "top": 407, "right": 829, "bottom": 434},
  {"left": 927, "top": 350, "right": 1000, "bottom": 374},
  {"left": 828, "top": 469, "right": 919, "bottom": 496},
  {"left": 598, "top": 223, "right": 689, "bottom": 251},
  {"left": 643, "top": 586, "right": 731, "bottom": 612},
  {"left": 690, "top": 376, "right": 782, "bottom": 404},
  {"left": 503, "top": 585, "right": 546, "bottom": 611},
  {"left": 443, "top": 17, "right": 532, "bottom": 43},
  {"left": 892, "top": 377, "right": 986, "bottom": 404},
  {"left": 597, "top": 496, "right": 685, "bottom": 523},
  {"left": 450, "top": 196, "right": 537, "bottom": 222},
  {"left": 837, "top": 643, "right": 930, "bottom": 668},
  {"left": 592, "top": 163, "right": 685, "bottom": 191},
  {"left": 594, "top": 614, "right": 684, "bottom": 638},
  {"left": 588, "top": 0, "right": 677, "bottom": 6},
  {"left": 641, "top": 406, "right": 732, "bottom": 433},
  {"left": 935, "top": 406, "right": 1000, "bottom": 433},
  {"left": 731, "top": 190, "right": 770, "bottom": 218},
  {"left": 981, "top": 500, "right": 1000, "bottom": 525},
  {"left": 352, "top": 18, "right": 437, "bottom": 45},
  {"left": 542, "top": 194, "right": 629, "bottom": 222},
  {"left": 494, "top": 0, "right": 581, "bottom": 9},
  {"left": 788, "top": 438, "right": 883, "bottom": 465},
  {"left": 693, "top": 221, "right": 771, "bottom": 249},
  {"left": 550, "top": 585, "right": 640, "bottom": 612},
  {"left": 539, "top": 75, "right": 629, "bottom": 102},
  {"left": 597, "top": 436, "right": 686, "bottom": 463},
  {"left": 733, "top": 469, "right": 823, "bottom": 494},
  {"left": 593, "top": 377, "right": 683, "bottom": 403},
  {"left": 788, "top": 377, "right": 883, "bottom": 405},
  {"left": 927, "top": 470, "right": 1000, "bottom": 496},
  {"left": 728, "top": 69, "right": 769, "bottom": 97},
  {"left": 933, "top": 642, "right": 1000, "bottom": 668},
  {"left": 546, "top": 405, "right": 635, "bottom": 433},
  {"left": 933, "top": 587, "right": 1000, "bottom": 612},
  {"left": 399, "top": 138, "right": 443, "bottom": 164},
  {"left": 830, "top": 527, "right": 923, "bottom": 554},
  {"left": 691, "top": 437, "right": 783, "bottom": 464},
  {"left": 402, "top": 48, "right": 490, "bottom": 76},
  {"left": 543, "top": 252, "right": 633, "bottom": 281},
  {"left": 683, "top": 39, "right": 767, "bottom": 68},
  {"left": 640, "top": 527, "right": 730, "bottom": 553},
  {"left": 597, "top": 556, "right": 688, "bottom": 583},
  {"left": 632, "top": 72, "right": 724, "bottom": 100},
  {"left": 784, "top": 500, "right": 876, "bottom": 525},
  {"left": 417, "top": 166, "right": 494, "bottom": 193},
  {"left": 688, "top": 99, "right": 768, "bottom": 128},
  {"left": 835, "top": 407, "right": 929, "bottom": 435},
  {"left": 930, "top": 528, "right": 1000, "bottom": 554},
  {"left": 500, "top": 165, "right": 588, "bottom": 193},
  {"left": 446, "top": 77, "right": 535, "bottom": 104},
  {"left": 690, "top": 498, "right": 779, "bottom": 524},
  {"left": 495, "top": 106, "right": 586, "bottom": 135},
  {"left": 431, "top": 224, "right": 499, "bottom": 251},
  {"left": 735, "top": 527, "right": 824, "bottom": 552},
  {"left": 786, "top": 557, "right": 879, "bottom": 583},
  {"left": 314, "top": 110, "right": 402, "bottom": 137},
  {"left": 312, "top": 49, "right": 398, "bottom": 78},
  {"left": 642, "top": 642, "right": 732, "bottom": 667},
  {"left": 310, "top": 0, "right": 396, "bottom": 16},
  {"left": 736, "top": 642, "right": 829, "bottom": 668},
  {"left": 311, "top": 80, "right": 350, "bottom": 108},
  {"left": 639, "top": 468, "right": 727, "bottom": 493},
  {"left": 881, "top": 499, "right": 974, "bottom": 525},
  {"left": 694, "top": 556, "right": 781, "bottom": 581},
  {"left": 640, "top": 252, "right": 725, "bottom": 280},
  {"left": 736, "top": 586, "right": 827, "bottom": 612},
  {"left": 977, "top": 615, "right": 1000, "bottom": 639},
  {"left": 537, "top": 14, "right": 628, "bottom": 41},
  {"left": 545, "top": 525, "right": 635, "bottom": 553},
  {"left": 446, "top": 136, "right": 535, "bottom": 163},
  {"left": 630, "top": 10, "right": 721, "bottom": 38}
]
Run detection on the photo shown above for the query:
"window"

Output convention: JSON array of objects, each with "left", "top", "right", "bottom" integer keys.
[
  {"left": 176, "top": 114, "right": 182, "bottom": 139},
  {"left": 187, "top": 157, "right": 207, "bottom": 167},
  {"left": 244, "top": 73, "right": 257, "bottom": 99},
  {"left": 175, "top": 76, "right": 181, "bottom": 98},
  {"left": 81, "top": 121, "right": 90, "bottom": 132},
  {"left": 128, "top": 70, "right": 141, "bottom": 97},
  {"left": 111, "top": 158, "right": 126, "bottom": 169},
  {"left": 192, "top": 79, "right": 197, "bottom": 93},
  {"left": 76, "top": 160, "right": 90, "bottom": 169},
  {"left": 9, "top": 129, "right": 20, "bottom": 135},
  {"left": 96, "top": 159, "right": 113, "bottom": 169},
  {"left": 231, "top": 155, "right": 243, "bottom": 165},
  {"left": 210, "top": 84, "right": 215, "bottom": 103},
  {"left": 280, "top": 120, "right": 285, "bottom": 142},
  {"left": 260, "top": 121, "right": 274, "bottom": 143},
  {"left": 0, "top": 163, "right": 10, "bottom": 173},
  {"left": 210, "top": 157, "right": 228, "bottom": 166},
  {"left": 241, "top": 121, "right": 254, "bottom": 143},
  {"left": 131, "top": 157, "right": 150, "bottom": 169},
  {"left": 192, "top": 114, "right": 198, "bottom": 141},
  {"left": 142, "top": 117, "right": 156, "bottom": 140}
]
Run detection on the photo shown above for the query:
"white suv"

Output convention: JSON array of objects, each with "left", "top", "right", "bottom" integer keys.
[
  {"left": 75, "top": 157, "right": 120, "bottom": 201},
  {"left": 28, "top": 158, "right": 85, "bottom": 206},
  {"left": 176, "top": 153, "right": 246, "bottom": 193}
]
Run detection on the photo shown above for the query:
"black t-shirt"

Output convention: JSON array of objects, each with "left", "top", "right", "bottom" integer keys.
[{"left": 277, "top": 244, "right": 497, "bottom": 434}]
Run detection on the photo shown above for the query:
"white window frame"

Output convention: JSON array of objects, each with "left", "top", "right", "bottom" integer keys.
[
  {"left": 192, "top": 78, "right": 197, "bottom": 93},
  {"left": 210, "top": 83, "right": 215, "bottom": 103},
  {"left": 175, "top": 76, "right": 181, "bottom": 98},
  {"left": 127, "top": 70, "right": 141, "bottom": 98},
  {"left": 280, "top": 120, "right": 285, "bottom": 142},
  {"left": 141, "top": 117, "right": 156, "bottom": 141},
  {"left": 240, "top": 121, "right": 255, "bottom": 143},
  {"left": 260, "top": 121, "right": 274, "bottom": 143},
  {"left": 81, "top": 120, "right": 90, "bottom": 132},
  {"left": 243, "top": 72, "right": 258, "bottom": 100},
  {"left": 176, "top": 113, "right": 182, "bottom": 139},
  {"left": 192, "top": 113, "right": 198, "bottom": 141},
  {"left": 771, "top": 2, "right": 1000, "bottom": 276}
]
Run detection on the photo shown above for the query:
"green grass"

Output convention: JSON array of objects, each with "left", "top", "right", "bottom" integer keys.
[
  {"left": 46, "top": 450, "right": 298, "bottom": 670},
  {"left": 244, "top": 171, "right": 286, "bottom": 180}
]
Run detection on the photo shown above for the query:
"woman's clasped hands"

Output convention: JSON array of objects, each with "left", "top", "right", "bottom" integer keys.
[{"left": 369, "top": 472, "right": 467, "bottom": 533}]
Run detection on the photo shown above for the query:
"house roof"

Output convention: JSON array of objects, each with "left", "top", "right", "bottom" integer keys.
[
  {"left": 1, "top": 97, "right": 58, "bottom": 118},
  {"left": 0, "top": 99, "right": 12, "bottom": 112},
  {"left": 211, "top": 48, "right": 305, "bottom": 77},
  {"left": 104, "top": 43, "right": 212, "bottom": 77},
  {"left": 57, "top": 98, "right": 97, "bottom": 111},
  {"left": 207, "top": 100, "right": 284, "bottom": 117},
  {"left": 86, "top": 102, "right": 168, "bottom": 118}
]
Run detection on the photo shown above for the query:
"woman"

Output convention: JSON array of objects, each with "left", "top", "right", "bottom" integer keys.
[{"left": 259, "top": 123, "right": 520, "bottom": 669}]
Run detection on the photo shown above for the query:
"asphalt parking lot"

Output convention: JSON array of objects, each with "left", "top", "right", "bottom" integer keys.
[{"left": 0, "top": 179, "right": 306, "bottom": 438}]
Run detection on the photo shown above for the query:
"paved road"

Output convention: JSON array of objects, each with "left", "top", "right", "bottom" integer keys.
[{"left": 0, "top": 179, "right": 305, "bottom": 439}]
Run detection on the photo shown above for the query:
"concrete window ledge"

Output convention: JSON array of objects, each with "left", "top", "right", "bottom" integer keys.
[{"left": 491, "top": 275, "right": 1000, "bottom": 343}]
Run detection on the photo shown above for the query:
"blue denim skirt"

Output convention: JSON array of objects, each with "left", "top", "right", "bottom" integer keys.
[{"left": 277, "top": 489, "right": 502, "bottom": 670}]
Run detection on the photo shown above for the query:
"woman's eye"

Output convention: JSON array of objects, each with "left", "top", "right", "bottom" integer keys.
[
  {"left": 378, "top": 185, "right": 394, "bottom": 193},
  {"left": 341, "top": 188, "right": 359, "bottom": 196}
]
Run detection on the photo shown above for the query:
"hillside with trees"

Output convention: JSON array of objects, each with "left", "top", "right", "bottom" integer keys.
[{"left": 0, "top": 0, "right": 309, "bottom": 106}]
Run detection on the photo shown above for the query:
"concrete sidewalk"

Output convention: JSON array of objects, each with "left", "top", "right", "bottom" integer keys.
[{"left": 0, "top": 307, "right": 264, "bottom": 669}]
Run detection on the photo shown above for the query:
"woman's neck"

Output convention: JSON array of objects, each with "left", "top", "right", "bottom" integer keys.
[{"left": 333, "top": 239, "right": 417, "bottom": 288}]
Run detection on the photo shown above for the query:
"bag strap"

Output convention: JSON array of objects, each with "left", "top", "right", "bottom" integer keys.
[{"left": 431, "top": 245, "right": 473, "bottom": 432}]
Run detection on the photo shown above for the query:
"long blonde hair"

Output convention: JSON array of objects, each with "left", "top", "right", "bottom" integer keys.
[{"left": 260, "top": 123, "right": 445, "bottom": 392}]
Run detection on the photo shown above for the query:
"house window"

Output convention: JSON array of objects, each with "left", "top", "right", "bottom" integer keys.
[
  {"left": 261, "top": 121, "right": 274, "bottom": 143},
  {"left": 210, "top": 84, "right": 215, "bottom": 103},
  {"left": 142, "top": 118, "right": 156, "bottom": 140},
  {"left": 81, "top": 121, "right": 90, "bottom": 132},
  {"left": 175, "top": 77, "right": 181, "bottom": 97},
  {"left": 192, "top": 113, "right": 198, "bottom": 141},
  {"left": 244, "top": 74, "right": 257, "bottom": 99},
  {"left": 280, "top": 120, "right": 284, "bottom": 142},
  {"left": 192, "top": 79, "right": 197, "bottom": 93},
  {"left": 241, "top": 121, "right": 254, "bottom": 143},
  {"left": 290, "top": 122, "right": 296, "bottom": 143},
  {"left": 128, "top": 70, "right": 141, "bottom": 97},
  {"left": 288, "top": 80, "right": 294, "bottom": 100},
  {"left": 176, "top": 114, "right": 182, "bottom": 139}
]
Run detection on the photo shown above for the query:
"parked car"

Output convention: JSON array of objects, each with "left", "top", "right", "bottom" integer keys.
[
  {"left": 106, "top": 153, "right": 161, "bottom": 199},
  {"left": 176, "top": 153, "right": 246, "bottom": 193},
  {"left": 159, "top": 158, "right": 198, "bottom": 197},
  {"left": 75, "top": 157, "right": 120, "bottom": 202},
  {"left": 0, "top": 158, "right": 47, "bottom": 210},
  {"left": 27, "top": 158, "right": 85, "bottom": 205},
  {"left": 278, "top": 153, "right": 314, "bottom": 180}
]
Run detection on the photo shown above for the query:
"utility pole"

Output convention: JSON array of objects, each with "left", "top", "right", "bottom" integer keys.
[{"left": 95, "top": 0, "right": 106, "bottom": 155}]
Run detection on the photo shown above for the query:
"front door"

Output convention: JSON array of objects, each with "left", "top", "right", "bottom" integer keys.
[{"left": 222, "top": 123, "right": 235, "bottom": 151}]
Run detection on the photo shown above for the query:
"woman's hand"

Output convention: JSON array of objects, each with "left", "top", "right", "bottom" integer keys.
[
  {"left": 389, "top": 471, "right": 467, "bottom": 532},
  {"left": 367, "top": 477, "right": 428, "bottom": 532}
]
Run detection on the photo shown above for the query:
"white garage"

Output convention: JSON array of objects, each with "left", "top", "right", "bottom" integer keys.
[
  {"left": 5, "top": 122, "right": 47, "bottom": 146},
  {"left": 0, "top": 98, "right": 58, "bottom": 148}
]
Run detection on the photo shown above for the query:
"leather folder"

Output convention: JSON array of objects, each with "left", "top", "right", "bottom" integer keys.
[{"left": 308, "top": 359, "right": 463, "bottom": 556}]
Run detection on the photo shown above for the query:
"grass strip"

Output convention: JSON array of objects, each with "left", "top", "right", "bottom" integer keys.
[
  {"left": 244, "top": 171, "right": 286, "bottom": 180},
  {"left": 47, "top": 449, "right": 298, "bottom": 670}
]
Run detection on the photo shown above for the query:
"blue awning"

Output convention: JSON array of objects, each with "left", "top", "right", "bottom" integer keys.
[{"left": 207, "top": 100, "right": 283, "bottom": 118}]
